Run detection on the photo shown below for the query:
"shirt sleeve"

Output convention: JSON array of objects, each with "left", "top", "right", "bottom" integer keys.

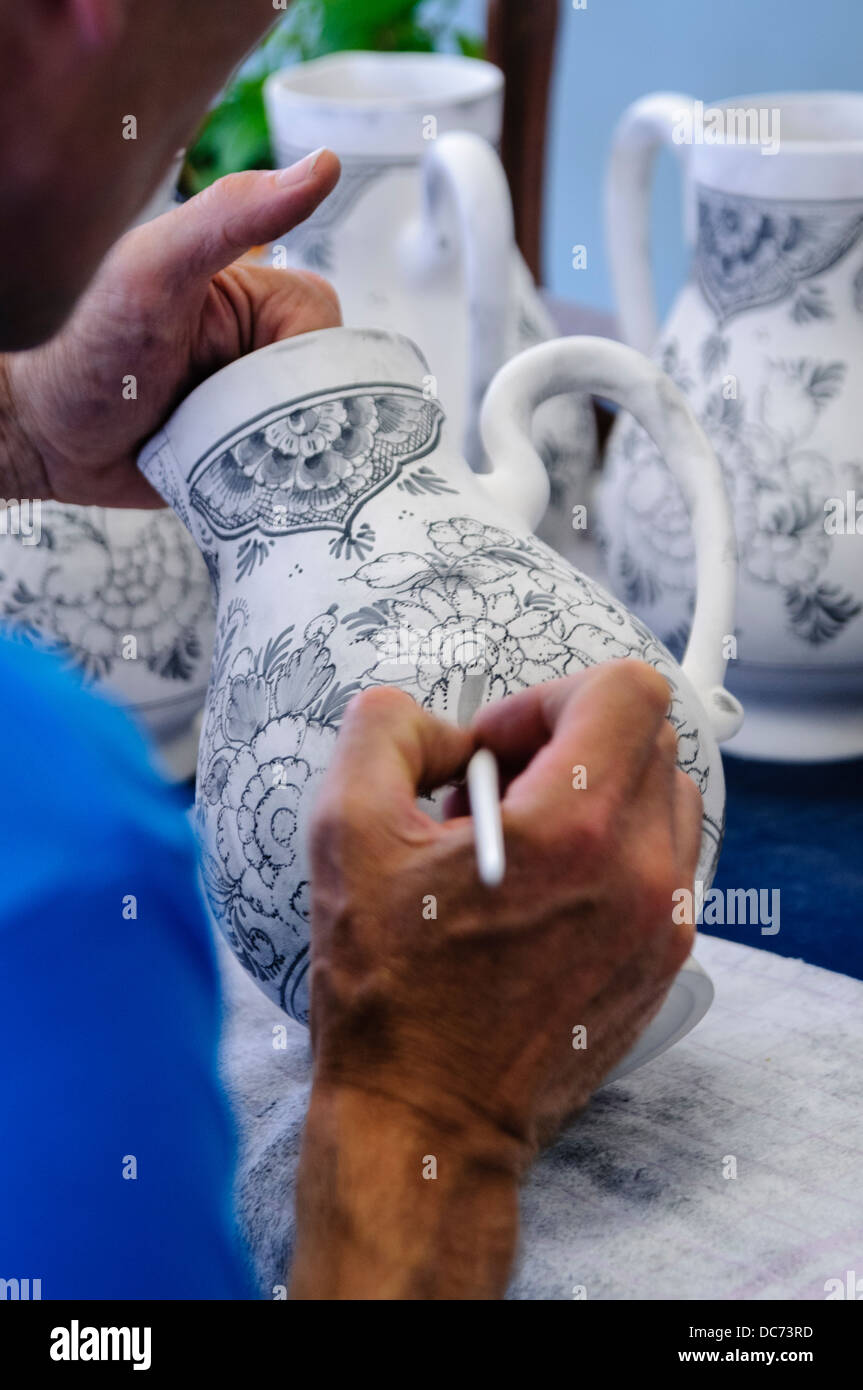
[{"left": 0, "top": 638, "right": 254, "bottom": 1299}]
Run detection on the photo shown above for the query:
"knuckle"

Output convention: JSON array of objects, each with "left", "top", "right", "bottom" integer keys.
[
  {"left": 318, "top": 294, "right": 343, "bottom": 328},
  {"left": 343, "top": 684, "right": 415, "bottom": 728},
  {"left": 221, "top": 170, "right": 255, "bottom": 196},
  {"left": 614, "top": 659, "right": 672, "bottom": 716},
  {"left": 199, "top": 170, "right": 248, "bottom": 205},
  {"left": 298, "top": 270, "right": 342, "bottom": 321},
  {"left": 572, "top": 802, "right": 616, "bottom": 861},
  {"left": 529, "top": 795, "right": 617, "bottom": 867}
]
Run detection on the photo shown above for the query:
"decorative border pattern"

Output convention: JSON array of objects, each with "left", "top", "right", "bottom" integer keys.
[
  {"left": 695, "top": 184, "right": 863, "bottom": 323},
  {"left": 189, "top": 385, "right": 446, "bottom": 572}
]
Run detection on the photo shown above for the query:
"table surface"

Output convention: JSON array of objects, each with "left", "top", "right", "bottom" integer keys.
[{"left": 218, "top": 932, "right": 863, "bottom": 1300}]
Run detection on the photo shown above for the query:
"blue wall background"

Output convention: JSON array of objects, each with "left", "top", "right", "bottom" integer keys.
[{"left": 455, "top": 0, "right": 863, "bottom": 315}]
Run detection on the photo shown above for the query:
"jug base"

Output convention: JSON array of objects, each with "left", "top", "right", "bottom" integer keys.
[
  {"left": 724, "top": 682, "right": 863, "bottom": 763},
  {"left": 603, "top": 957, "right": 715, "bottom": 1085}
]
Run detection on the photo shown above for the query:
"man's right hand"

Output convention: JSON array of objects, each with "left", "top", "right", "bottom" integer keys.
[{"left": 292, "top": 661, "right": 703, "bottom": 1298}]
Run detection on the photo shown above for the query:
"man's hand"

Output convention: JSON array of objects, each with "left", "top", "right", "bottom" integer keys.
[
  {"left": 292, "top": 661, "right": 703, "bottom": 1299},
  {"left": 0, "top": 151, "right": 341, "bottom": 508}
]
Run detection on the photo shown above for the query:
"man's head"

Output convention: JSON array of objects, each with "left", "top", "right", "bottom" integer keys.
[{"left": 0, "top": 0, "right": 278, "bottom": 348}]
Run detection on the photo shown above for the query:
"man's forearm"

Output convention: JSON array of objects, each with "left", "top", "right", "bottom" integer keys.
[{"left": 290, "top": 1083, "right": 526, "bottom": 1300}]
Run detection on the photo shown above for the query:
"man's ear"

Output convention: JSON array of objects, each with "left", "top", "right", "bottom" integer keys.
[{"left": 68, "top": 0, "right": 126, "bottom": 49}]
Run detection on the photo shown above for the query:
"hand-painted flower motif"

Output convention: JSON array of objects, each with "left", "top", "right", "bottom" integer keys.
[
  {"left": 196, "top": 609, "right": 357, "bottom": 1016},
  {"left": 265, "top": 400, "right": 353, "bottom": 461},
  {"left": 189, "top": 389, "right": 444, "bottom": 555},
  {"left": 696, "top": 186, "right": 863, "bottom": 324},
  {"left": 195, "top": 500, "right": 718, "bottom": 1022},
  {"left": 0, "top": 506, "right": 212, "bottom": 682},
  {"left": 341, "top": 518, "right": 712, "bottom": 788},
  {"left": 603, "top": 343, "right": 862, "bottom": 647}
]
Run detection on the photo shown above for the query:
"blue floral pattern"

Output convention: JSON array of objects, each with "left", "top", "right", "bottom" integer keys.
[
  {"left": 696, "top": 185, "right": 863, "bottom": 324},
  {"left": 601, "top": 184, "right": 863, "bottom": 654},
  {"left": 605, "top": 344, "right": 862, "bottom": 648},
  {"left": 188, "top": 388, "right": 444, "bottom": 572},
  {"left": 197, "top": 515, "right": 721, "bottom": 1019},
  {"left": 0, "top": 506, "right": 212, "bottom": 682}
]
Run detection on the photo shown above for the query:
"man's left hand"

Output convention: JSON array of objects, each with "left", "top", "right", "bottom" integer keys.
[{"left": 1, "top": 150, "right": 341, "bottom": 508}]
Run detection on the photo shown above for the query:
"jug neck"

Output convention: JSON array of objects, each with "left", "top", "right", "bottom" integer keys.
[
  {"left": 687, "top": 92, "right": 863, "bottom": 201},
  {"left": 138, "top": 328, "right": 463, "bottom": 578}
]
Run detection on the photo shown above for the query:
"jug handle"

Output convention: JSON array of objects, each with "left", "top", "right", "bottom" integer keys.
[
  {"left": 478, "top": 336, "right": 744, "bottom": 742},
  {"left": 402, "top": 130, "right": 513, "bottom": 470},
  {"left": 605, "top": 92, "right": 697, "bottom": 353}
]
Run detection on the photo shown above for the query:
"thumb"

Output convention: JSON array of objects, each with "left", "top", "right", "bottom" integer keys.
[{"left": 133, "top": 150, "right": 341, "bottom": 287}]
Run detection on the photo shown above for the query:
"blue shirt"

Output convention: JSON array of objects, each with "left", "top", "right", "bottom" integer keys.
[{"left": 0, "top": 638, "right": 253, "bottom": 1298}]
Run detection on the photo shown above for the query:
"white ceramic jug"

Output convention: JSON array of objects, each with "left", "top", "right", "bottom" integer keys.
[
  {"left": 264, "top": 51, "right": 595, "bottom": 553},
  {"left": 599, "top": 91, "right": 863, "bottom": 761},
  {"left": 139, "top": 325, "right": 743, "bottom": 1079},
  {"left": 0, "top": 163, "right": 215, "bottom": 779},
  {"left": 0, "top": 506, "right": 214, "bottom": 772}
]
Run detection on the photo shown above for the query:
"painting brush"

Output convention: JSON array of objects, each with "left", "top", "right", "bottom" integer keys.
[
  {"left": 456, "top": 670, "right": 506, "bottom": 888},
  {"left": 466, "top": 747, "right": 505, "bottom": 887}
]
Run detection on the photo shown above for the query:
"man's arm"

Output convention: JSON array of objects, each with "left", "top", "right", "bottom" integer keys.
[
  {"left": 292, "top": 1087, "right": 522, "bottom": 1300},
  {"left": 291, "top": 665, "right": 703, "bottom": 1299}
]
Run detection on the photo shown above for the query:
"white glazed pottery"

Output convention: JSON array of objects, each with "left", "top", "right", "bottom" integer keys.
[
  {"left": 0, "top": 507, "right": 214, "bottom": 774},
  {"left": 139, "top": 325, "right": 743, "bottom": 1078},
  {"left": 604, "top": 955, "right": 714, "bottom": 1084},
  {"left": 264, "top": 51, "right": 595, "bottom": 555},
  {"left": 0, "top": 162, "right": 215, "bottom": 779},
  {"left": 600, "top": 91, "right": 863, "bottom": 761}
]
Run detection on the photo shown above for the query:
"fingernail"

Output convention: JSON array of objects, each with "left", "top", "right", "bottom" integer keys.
[{"left": 276, "top": 148, "right": 327, "bottom": 186}]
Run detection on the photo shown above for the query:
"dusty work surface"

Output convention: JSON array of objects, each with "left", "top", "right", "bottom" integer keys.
[{"left": 218, "top": 933, "right": 863, "bottom": 1300}]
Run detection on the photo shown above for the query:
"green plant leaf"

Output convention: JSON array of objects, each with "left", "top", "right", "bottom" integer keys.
[
  {"left": 318, "top": 0, "right": 424, "bottom": 51},
  {"left": 456, "top": 31, "right": 486, "bottom": 59},
  {"left": 182, "top": 76, "right": 272, "bottom": 194}
]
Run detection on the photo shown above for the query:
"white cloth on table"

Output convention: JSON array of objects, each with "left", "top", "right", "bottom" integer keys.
[{"left": 217, "top": 933, "right": 863, "bottom": 1300}]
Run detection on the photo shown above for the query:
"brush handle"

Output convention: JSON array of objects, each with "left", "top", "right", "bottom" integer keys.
[{"left": 467, "top": 748, "right": 505, "bottom": 887}]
